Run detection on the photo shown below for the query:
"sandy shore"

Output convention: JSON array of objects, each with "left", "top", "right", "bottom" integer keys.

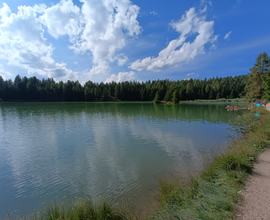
[{"left": 237, "top": 103, "right": 270, "bottom": 220}]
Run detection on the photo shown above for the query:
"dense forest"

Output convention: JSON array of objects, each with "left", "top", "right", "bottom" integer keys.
[
  {"left": 0, "top": 52, "right": 269, "bottom": 103},
  {"left": 245, "top": 52, "right": 270, "bottom": 101},
  {"left": 0, "top": 74, "right": 247, "bottom": 102}
]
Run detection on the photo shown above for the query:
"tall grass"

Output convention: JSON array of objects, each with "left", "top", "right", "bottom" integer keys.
[
  {"left": 150, "top": 106, "right": 270, "bottom": 220},
  {"left": 8, "top": 198, "right": 135, "bottom": 220}
]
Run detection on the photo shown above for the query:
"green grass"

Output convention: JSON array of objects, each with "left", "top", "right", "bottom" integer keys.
[
  {"left": 7, "top": 198, "right": 135, "bottom": 220},
  {"left": 149, "top": 106, "right": 270, "bottom": 220},
  {"left": 190, "top": 98, "right": 249, "bottom": 102}
]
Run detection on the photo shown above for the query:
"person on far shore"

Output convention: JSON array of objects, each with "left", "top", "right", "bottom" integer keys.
[{"left": 264, "top": 101, "right": 267, "bottom": 108}]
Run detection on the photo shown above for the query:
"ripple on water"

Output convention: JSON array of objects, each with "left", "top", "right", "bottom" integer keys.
[{"left": 0, "top": 102, "right": 244, "bottom": 218}]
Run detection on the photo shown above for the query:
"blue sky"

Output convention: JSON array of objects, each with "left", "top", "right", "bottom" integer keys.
[{"left": 0, "top": 0, "right": 269, "bottom": 83}]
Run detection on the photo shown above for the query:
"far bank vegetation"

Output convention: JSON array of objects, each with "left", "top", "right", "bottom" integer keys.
[
  {"left": 0, "top": 75, "right": 247, "bottom": 103},
  {"left": 1, "top": 52, "right": 269, "bottom": 103}
]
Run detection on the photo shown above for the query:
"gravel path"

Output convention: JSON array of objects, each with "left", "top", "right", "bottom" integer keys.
[
  {"left": 237, "top": 103, "right": 270, "bottom": 220},
  {"left": 266, "top": 103, "right": 270, "bottom": 112}
]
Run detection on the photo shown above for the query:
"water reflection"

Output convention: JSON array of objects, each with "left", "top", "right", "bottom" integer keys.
[{"left": 0, "top": 102, "right": 245, "bottom": 218}]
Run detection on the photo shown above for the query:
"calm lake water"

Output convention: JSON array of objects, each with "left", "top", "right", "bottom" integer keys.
[{"left": 0, "top": 102, "right": 247, "bottom": 218}]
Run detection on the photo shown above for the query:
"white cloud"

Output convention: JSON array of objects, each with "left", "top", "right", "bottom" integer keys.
[
  {"left": 0, "top": 3, "right": 76, "bottom": 80},
  {"left": 117, "top": 54, "right": 128, "bottom": 66},
  {"left": 41, "top": 0, "right": 141, "bottom": 75},
  {"left": 224, "top": 31, "right": 232, "bottom": 39},
  {"left": 149, "top": 11, "right": 158, "bottom": 16},
  {"left": 200, "top": 5, "right": 207, "bottom": 13},
  {"left": 40, "top": 0, "right": 82, "bottom": 40},
  {"left": 0, "top": 64, "right": 12, "bottom": 79},
  {"left": 105, "top": 71, "right": 136, "bottom": 83},
  {"left": 0, "top": 3, "right": 11, "bottom": 22},
  {"left": 187, "top": 72, "right": 194, "bottom": 76},
  {"left": 89, "top": 62, "right": 110, "bottom": 75},
  {"left": 200, "top": 0, "right": 212, "bottom": 7},
  {"left": 68, "top": 0, "right": 141, "bottom": 73},
  {"left": 0, "top": 0, "right": 141, "bottom": 81},
  {"left": 130, "top": 7, "right": 217, "bottom": 72}
]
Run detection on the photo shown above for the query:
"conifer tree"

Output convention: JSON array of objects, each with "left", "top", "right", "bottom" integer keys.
[
  {"left": 153, "top": 91, "right": 161, "bottom": 104},
  {"left": 262, "top": 75, "right": 270, "bottom": 101},
  {"left": 245, "top": 52, "right": 270, "bottom": 100},
  {"left": 172, "top": 90, "right": 179, "bottom": 104},
  {"left": 0, "top": 76, "right": 4, "bottom": 99}
]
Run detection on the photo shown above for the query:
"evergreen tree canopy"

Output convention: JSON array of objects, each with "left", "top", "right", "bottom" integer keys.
[
  {"left": 0, "top": 74, "right": 247, "bottom": 102},
  {"left": 245, "top": 52, "right": 270, "bottom": 100}
]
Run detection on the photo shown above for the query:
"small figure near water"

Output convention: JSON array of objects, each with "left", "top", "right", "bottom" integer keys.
[
  {"left": 227, "top": 105, "right": 234, "bottom": 109},
  {"left": 225, "top": 105, "right": 246, "bottom": 110}
]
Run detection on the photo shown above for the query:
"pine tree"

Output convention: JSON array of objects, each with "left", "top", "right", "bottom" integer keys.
[
  {"left": 229, "top": 89, "right": 235, "bottom": 99},
  {"left": 245, "top": 52, "right": 270, "bottom": 100},
  {"left": 0, "top": 76, "right": 4, "bottom": 100},
  {"left": 101, "top": 88, "right": 110, "bottom": 101},
  {"left": 209, "top": 88, "right": 214, "bottom": 99},
  {"left": 262, "top": 74, "right": 270, "bottom": 101},
  {"left": 153, "top": 91, "right": 161, "bottom": 104},
  {"left": 172, "top": 90, "right": 179, "bottom": 104}
]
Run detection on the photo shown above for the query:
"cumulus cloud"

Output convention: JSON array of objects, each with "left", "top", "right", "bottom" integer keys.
[
  {"left": 224, "top": 31, "right": 232, "bottom": 39},
  {"left": 68, "top": 0, "right": 141, "bottom": 74},
  {"left": 0, "top": 0, "right": 141, "bottom": 81},
  {"left": 0, "top": 3, "right": 11, "bottom": 22},
  {"left": 89, "top": 62, "right": 110, "bottom": 75},
  {"left": 40, "top": 0, "right": 82, "bottom": 40},
  {"left": 130, "top": 7, "right": 217, "bottom": 72},
  {"left": 105, "top": 71, "right": 136, "bottom": 83},
  {"left": 117, "top": 54, "right": 128, "bottom": 66},
  {"left": 0, "top": 3, "right": 76, "bottom": 80},
  {"left": 42, "top": 0, "right": 141, "bottom": 74}
]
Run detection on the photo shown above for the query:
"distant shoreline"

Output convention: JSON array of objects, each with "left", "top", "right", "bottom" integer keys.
[{"left": 0, "top": 98, "right": 251, "bottom": 103}]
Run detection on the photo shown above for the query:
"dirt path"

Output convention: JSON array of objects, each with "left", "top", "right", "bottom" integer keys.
[
  {"left": 237, "top": 103, "right": 270, "bottom": 220},
  {"left": 266, "top": 102, "right": 270, "bottom": 112}
]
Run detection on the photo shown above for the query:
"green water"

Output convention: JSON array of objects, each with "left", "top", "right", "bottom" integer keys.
[{"left": 0, "top": 102, "right": 246, "bottom": 218}]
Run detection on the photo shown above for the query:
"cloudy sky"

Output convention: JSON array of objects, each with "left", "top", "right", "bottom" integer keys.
[{"left": 0, "top": 0, "right": 269, "bottom": 83}]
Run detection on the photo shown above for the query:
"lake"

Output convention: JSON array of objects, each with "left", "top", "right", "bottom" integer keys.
[{"left": 0, "top": 102, "right": 246, "bottom": 218}]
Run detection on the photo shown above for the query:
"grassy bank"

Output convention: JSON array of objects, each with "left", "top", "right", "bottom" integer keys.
[
  {"left": 5, "top": 198, "right": 134, "bottom": 220},
  {"left": 5, "top": 107, "right": 270, "bottom": 220},
  {"left": 181, "top": 98, "right": 250, "bottom": 103},
  {"left": 150, "top": 106, "right": 270, "bottom": 220},
  {"left": 158, "top": 98, "right": 249, "bottom": 105}
]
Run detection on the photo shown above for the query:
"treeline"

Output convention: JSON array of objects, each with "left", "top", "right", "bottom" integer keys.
[
  {"left": 0, "top": 74, "right": 247, "bottom": 102},
  {"left": 245, "top": 52, "right": 270, "bottom": 101}
]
